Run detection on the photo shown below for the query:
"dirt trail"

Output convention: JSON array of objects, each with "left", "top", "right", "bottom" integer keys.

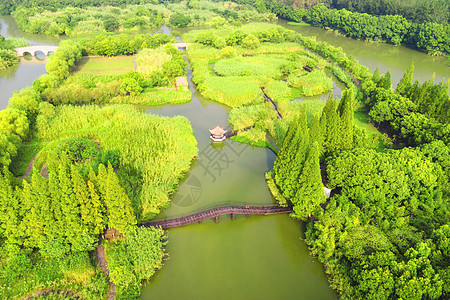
[
  {"left": 95, "top": 240, "right": 117, "bottom": 300},
  {"left": 19, "top": 152, "right": 40, "bottom": 179}
]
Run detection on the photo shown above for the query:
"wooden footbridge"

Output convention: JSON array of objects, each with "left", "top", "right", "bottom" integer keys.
[
  {"left": 142, "top": 205, "right": 292, "bottom": 229},
  {"left": 261, "top": 87, "right": 283, "bottom": 119}
]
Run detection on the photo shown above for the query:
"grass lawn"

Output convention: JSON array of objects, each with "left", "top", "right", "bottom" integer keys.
[
  {"left": 354, "top": 111, "right": 386, "bottom": 150},
  {"left": 75, "top": 56, "right": 134, "bottom": 75}
]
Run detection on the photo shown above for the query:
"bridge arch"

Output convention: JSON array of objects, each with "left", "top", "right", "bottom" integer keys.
[{"left": 15, "top": 46, "right": 58, "bottom": 57}]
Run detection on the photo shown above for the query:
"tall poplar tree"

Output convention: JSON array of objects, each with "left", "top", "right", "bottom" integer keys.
[
  {"left": 31, "top": 167, "right": 53, "bottom": 250},
  {"left": 104, "top": 164, "right": 136, "bottom": 233},
  {"left": 322, "top": 95, "right": 339, "bottom": 153},
  {"left": 309, "top": 113, "right": 323, "bottom": 155},
  {"left": 47, "top": 161, "right": 65, "bottom": 245},
  {"left": 290, "top": 142, "right": 325, "bottom": 220},
  {"left": 87, "top": 181, "right": 106, "bottom": 235},
  {"left": 283, "top": 127, "right": 309, "bottom": 200},
  {"left": 58, "top": 156, "right": 84, "bottom": 252},
  {"left": 379, "top": 71, "right": 392, "bottom": 91},
  {"left": 338, "top": 89, "right": 354, "bottom": 150},
  {"left": 396, "top": 62, "right": 414, "bottom": 96},
  {"left": 19, "top": 176, "right": 43, "bottom": 248},
  {"left": 274, "top": 117, "right": 298, "bottom": 190}
]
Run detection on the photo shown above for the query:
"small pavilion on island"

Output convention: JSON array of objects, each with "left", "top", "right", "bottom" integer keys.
[{"left": 209, "top": 125, "right": 227, "bottom": 142}]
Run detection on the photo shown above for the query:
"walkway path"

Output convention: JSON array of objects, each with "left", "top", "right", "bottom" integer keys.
[
  {"left": 261, "top": 88, "right": 283, "bottom": 119},
  {"left": 142, "top": 205, "right": 292, "bottom": 229},
  {"left": 95, "top": 240, "right": 117, "bottom": 300}
]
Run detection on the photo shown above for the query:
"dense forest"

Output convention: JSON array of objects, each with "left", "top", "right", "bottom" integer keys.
[
  {"left": 9, "top": 0, "right": 275, "bottom": 36},
  {"left": 2, "top": 0, "right": 448, "bottom": 54},
  {"left": 0, "top": 30, "right": 198, "bottom": 298},
  {"left": 182, "top": 21, "right": 450, "bottom": 300},
  {"left": 0, "top": 0, "right": 449, "bottom": 298},
  {"left": 268, "top": 2, "right": 450, "bottom": 55},
  {"left": 263, "top": 36, "right": 450, "bottom": 299}
]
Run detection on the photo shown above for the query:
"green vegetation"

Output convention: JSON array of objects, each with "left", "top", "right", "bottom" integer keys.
[
  {"left": 267, "top": 55, "right": 450, "bottom": 299},
  {"left": 0, "top": 23, "right": 198, "bottom": 300},
  {"left": 35, "top": 104, "right": 197, "bottom": 220},
  {"left": 0, "top": 85, "right": 196, "bottom": 300},
  {"left": 312, "top": 145, "right": 450, "bottom": 299},
  {"left": 0, "top": 35, "right": 29, "bottom": 69},
  {"left": 38, "top": 36, "right": 190, "bottom": 107},
  {"left": 10, "top": 1, "right": 276, "bottom": 36},
  {"left": 9, "top": 142, "right": 43, "bottom": 176},
  {"left": 136, "top": 46, "right": 172, "bottom": 78},
  {"left": 270, "top": 2, "right": 450, "bottom": 55},
  {"left": 188, "top": 23, "right": 336, "bottom": 109},
  {"left": 105, "top": 227, "right": 166, "bottom": 298},
  {"left": 325, "top": 0, "right": 449, "bottom": 25},
  {"left": 287, "top": 69, "right": 332, "bottom": 96},
  {"left": 364, "top": 63, "right": 450, "bottom": 146},
  {"left": 75, "top": 56, "right": 134, "bottom": 75}
]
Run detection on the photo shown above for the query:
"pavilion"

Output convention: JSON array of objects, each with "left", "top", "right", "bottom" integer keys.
[{"left": 209, "top": 125, "right": 227, "bottom": 142}]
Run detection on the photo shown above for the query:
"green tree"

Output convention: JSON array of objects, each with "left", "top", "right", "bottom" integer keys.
[
  {"left": 396, "top": 62, "right": 414, "bottom": 96},
  {"left": 0, "top": 108, "right": 29, "bottom": 139},
  {"left": 169, "top": 13, "right": 191, "bottom": 27},
  {"left": 322, "top": 95, "right": 339, "bottom": 153},
  {"left": 378, "top": 71, "right": 392, "bottom": 90},
  {"left": 103, "top": 16, "right": 119, "bottom": 32},
  {"left": 337, "top": 89, "right": 354, "bottom": 150},
  {"left": 282, "top": 122, "right": 309, "bottom": 200},
  {"left": 104, "top": 164, "right": 136, "bottom": 233},
  {"left": 120, "top": 78, "right": 143, "bottom": 96},
  {"left": 309, "top": 113, "right": 323, "bottom": 155},
  {"left": 214, "top": 37, "right": 227, "bottom": 49},
  {"left": 221, "top": 46, "right": 236, "bottom": 57},
  {"left": 242, "top": 34, "right": 260, "bottom": 49},
  {"left": 209, "top": 16, "right": 227, "bottom": 28},
  {"left": 291, "top": 142, "right": 325, "bottom": 220},
  {"left": 8, "top": 87, "right": 41, "bottom": 117},
  {"left": 274, "top": 117, "right": 298, "bottom": 190}
]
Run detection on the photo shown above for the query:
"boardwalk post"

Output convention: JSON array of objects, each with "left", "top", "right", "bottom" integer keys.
[{"left": 231, "top": 213, "right": 235, "bottom": 220}]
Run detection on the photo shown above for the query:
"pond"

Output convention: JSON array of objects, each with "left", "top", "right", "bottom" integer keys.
[{"left": 0, "top": 15, "right": 448, "bottom": 300}]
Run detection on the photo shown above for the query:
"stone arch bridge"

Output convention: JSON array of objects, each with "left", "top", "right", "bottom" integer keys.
[{"left": 15, "top": 46, "right": 58, "bottom": 57}]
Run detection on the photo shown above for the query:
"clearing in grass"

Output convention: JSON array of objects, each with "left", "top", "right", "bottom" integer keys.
[{"left": 74, "top": 56, "right": 135, "bottom": 75}]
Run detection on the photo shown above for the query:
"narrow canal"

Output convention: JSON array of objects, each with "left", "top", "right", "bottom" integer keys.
[{"left": 0, "top": 15, "right": 448, "bottom": 300}]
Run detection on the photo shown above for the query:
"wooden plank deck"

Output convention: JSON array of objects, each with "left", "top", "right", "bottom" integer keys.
[{"left": 141, "top": 205, "right": 292, "bottom": 229}]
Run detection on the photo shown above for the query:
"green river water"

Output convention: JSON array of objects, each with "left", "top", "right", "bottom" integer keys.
[{"left": 0, "top": 16, "right": 448, "bottom": 300}]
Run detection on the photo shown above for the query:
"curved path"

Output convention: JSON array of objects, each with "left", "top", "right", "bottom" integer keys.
[
  {"left": 142, "top": 205, "right": 292, "bottom": 229},
  {"left": 95, "top": 241, "right": 117, "bottom": 300}
]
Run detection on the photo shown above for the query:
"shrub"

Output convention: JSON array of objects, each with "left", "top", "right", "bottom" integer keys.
[
  {"left": 221, "top": 46, "right": 236, "bottom": 58},
  {"left": 242, "top": 34, "right": 260, "bottom": 49},
  {"left": 169, "top": 12, "right": 191, "bottom": 27},
  {"left": 214, "top": 37, "right": 227, "bottom": 49}
]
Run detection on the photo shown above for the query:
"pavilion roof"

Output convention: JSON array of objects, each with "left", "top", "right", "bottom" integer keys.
[
  {"left": 209, "top": 125, "right": 227, "bottom": 136},
  {"left": 175, "top": 76, "right": 188, "bottom": 88}
]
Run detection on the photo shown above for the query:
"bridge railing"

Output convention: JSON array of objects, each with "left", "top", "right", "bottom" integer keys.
[{"left": 141, "top": 203, "right": 292, "bottom": 228}]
